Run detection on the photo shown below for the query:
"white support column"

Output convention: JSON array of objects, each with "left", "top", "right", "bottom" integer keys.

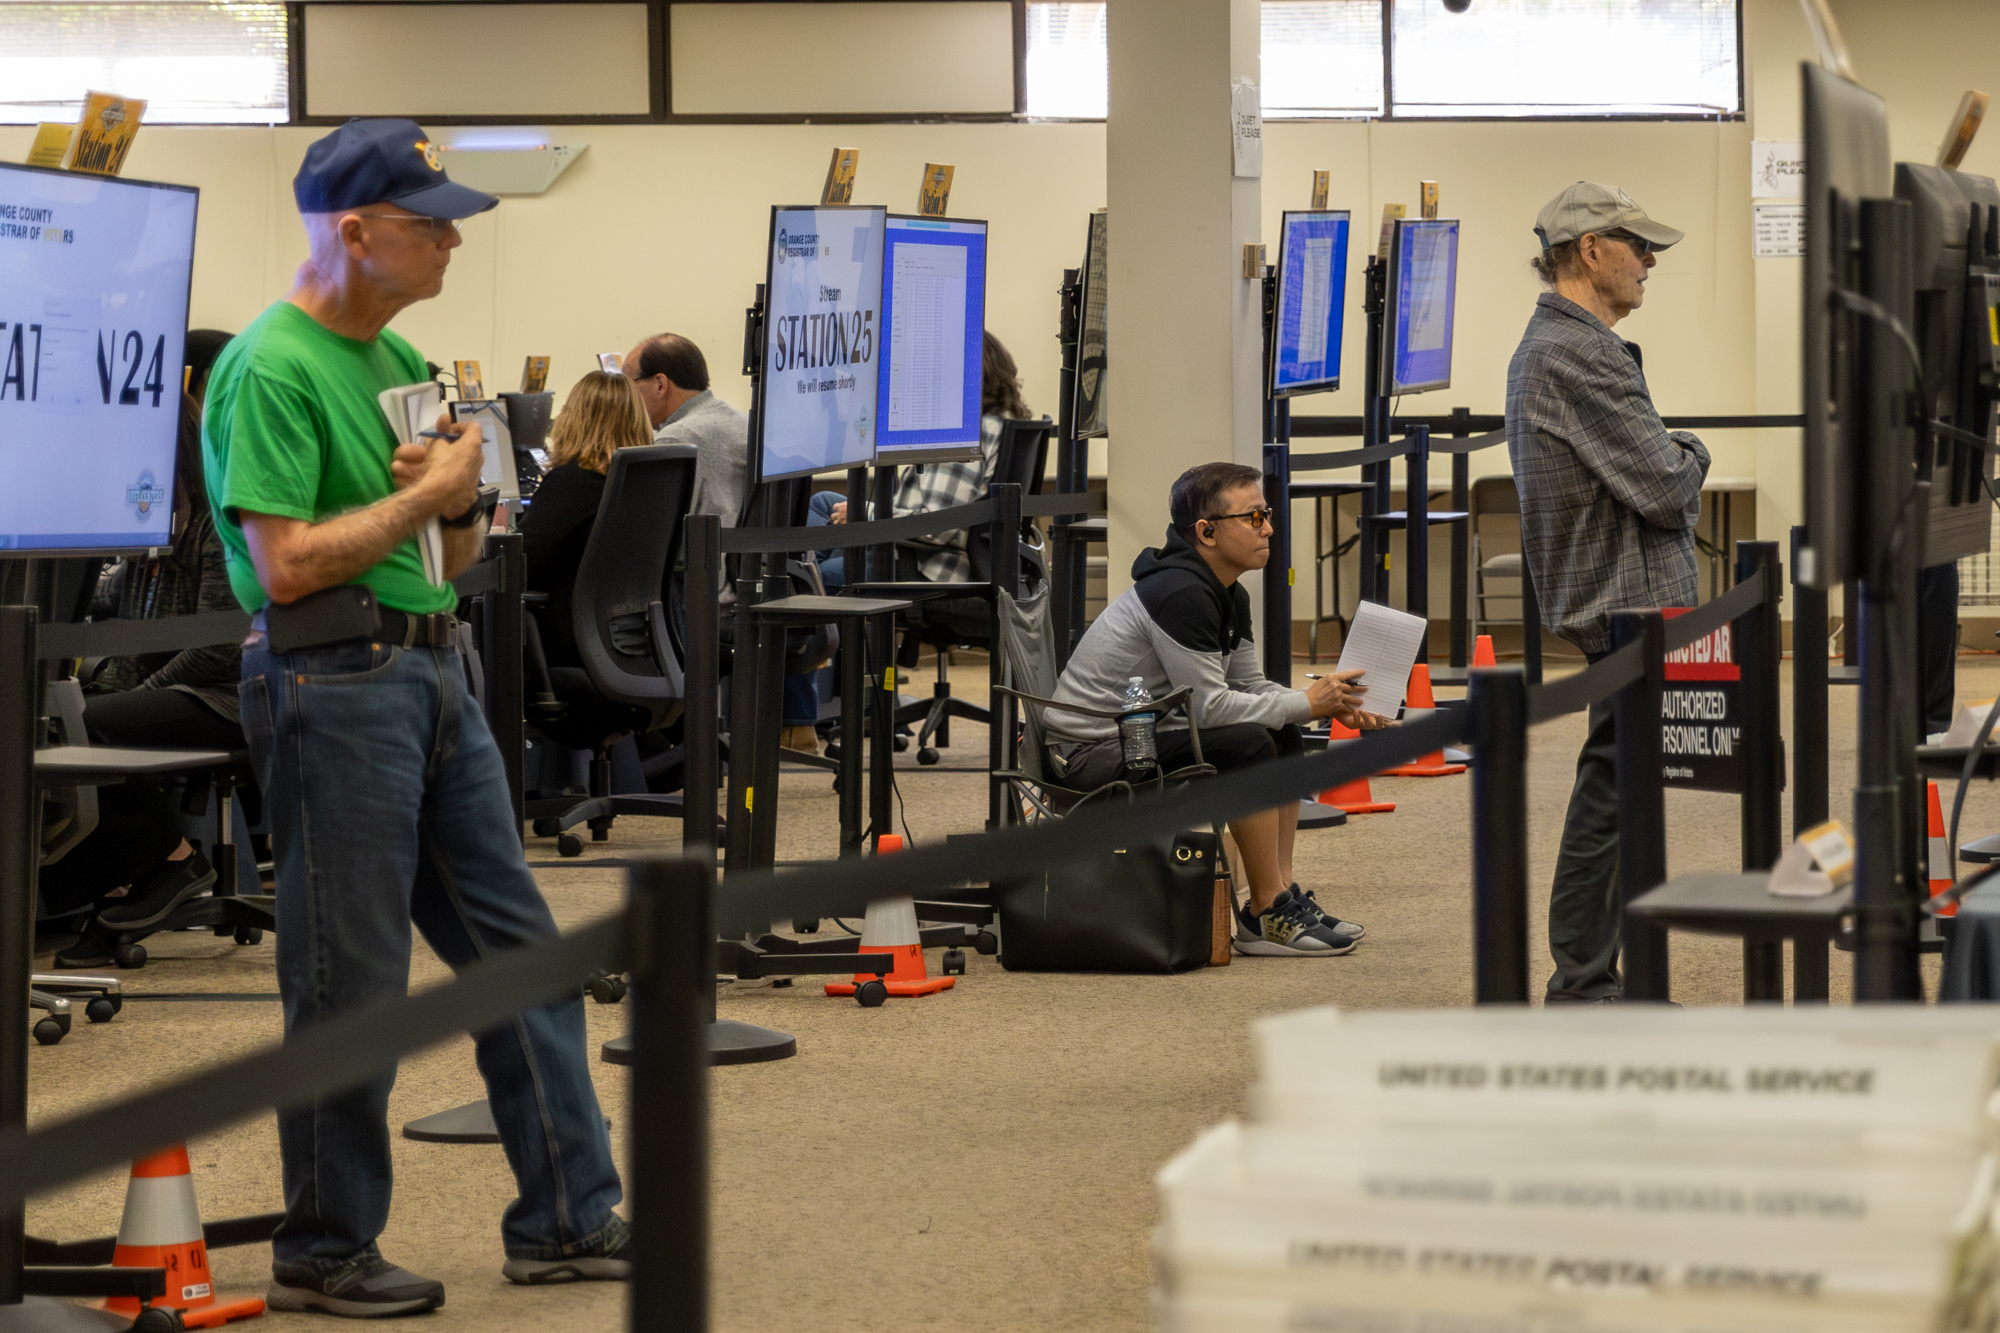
[{"left": 1104, "top": 0, "right": 1264, "bottom": 612}]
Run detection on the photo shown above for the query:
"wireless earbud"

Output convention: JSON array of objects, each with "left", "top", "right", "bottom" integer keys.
[{"left": 1201, "top": 523, "right": 1215, "bottom": 539}]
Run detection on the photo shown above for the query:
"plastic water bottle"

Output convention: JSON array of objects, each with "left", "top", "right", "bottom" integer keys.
[{"left": 1119, "top": 676, "right": 1159, "bottom": 779}]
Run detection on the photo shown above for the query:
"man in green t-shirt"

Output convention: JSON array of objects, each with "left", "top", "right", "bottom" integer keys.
[{"left": 204, "top": 119, "right": 628, "bottom": 1317}]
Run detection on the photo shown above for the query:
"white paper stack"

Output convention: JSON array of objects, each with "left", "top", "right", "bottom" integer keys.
[
  {"left": 377, "top": 381, "right": 448, "bottom": 587},
  {"left": 1154, "top": 1007, "right": 2000, "bottom": 1332}
]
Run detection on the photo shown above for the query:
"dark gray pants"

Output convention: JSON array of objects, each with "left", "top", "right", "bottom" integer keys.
[{"left": 1548, "top": 652, "right": 1621, "bottom": 1002}]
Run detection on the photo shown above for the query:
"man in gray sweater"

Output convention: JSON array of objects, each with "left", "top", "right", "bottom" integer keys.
[
  {"left": 1047, "top": 462, "right": 1389, "bottom": 957},
  {"left": 622, "top": 332, "right": 748, "bottom": 525}
]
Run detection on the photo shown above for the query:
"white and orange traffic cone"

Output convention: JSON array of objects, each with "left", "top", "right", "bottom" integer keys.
[
  {"left": 1316, "top": 715, "right": 1394, "bottom": 815},
  {"left": 1928, "top": 781, "right": 1956, "bottom": 918},
  {"left": 1382, "top": 664, "right": 1467, "bottom": 777},
  {"left": 106, "top": 1146, "right": 264, "bottom": 1328},
  {"left": 1473, "top": 635, "right": 1498, "bottom": 668},
  {"left": 825, "top": 836, "right": 955, "bottom": 998}
]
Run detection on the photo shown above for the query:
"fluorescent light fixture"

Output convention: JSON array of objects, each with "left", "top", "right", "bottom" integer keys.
[{"left": 437, "top": 143, "right": 587, "bottom": 196}]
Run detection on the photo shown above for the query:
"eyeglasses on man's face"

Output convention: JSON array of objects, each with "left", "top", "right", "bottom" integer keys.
[
  {"left": 1207, "top": 506, "right": 1275, "bottom": 532},
  {"left": 1604, "top": 230, "right": 1656, "bottom": 259},
  {"left": 352, "top": 213, "right": 463, "bottom": 240}
]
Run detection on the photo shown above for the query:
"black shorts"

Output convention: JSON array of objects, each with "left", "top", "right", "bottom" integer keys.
[{"left": 1062, "top": 721, "right": 1304, "bottom": 791}]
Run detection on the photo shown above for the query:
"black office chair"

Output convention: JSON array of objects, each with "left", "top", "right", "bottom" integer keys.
[
  {"left": 849, "top": 416, "right": 1053, "bottom": 764},
  {"left": 524, "top": 443, "right": 698, "bottom": 855}
]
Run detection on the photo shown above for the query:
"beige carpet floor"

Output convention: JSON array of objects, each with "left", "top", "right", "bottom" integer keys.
[{"left": 25, "top": 653, "right": 1994, "bottom": 1331}]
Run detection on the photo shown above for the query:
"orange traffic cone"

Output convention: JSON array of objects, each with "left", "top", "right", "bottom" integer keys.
[
  {"left": 1382, "top": 664, "right": 1467, "bottom": 777},
  {"left": 106, "top": 1146, "right": 264, "bottom": 1328},
  {"left": 825, "top": 836, "right": 955, "bottom": 998},
  {"left": 1317, "top": 716, "right": 1394, "bottom": 814},
  {"left": 1928, "top": 781, "right": 1956, "bottom": 918},
  {"left": 1473, "top": 635, "right": 1498, "bottom": 668}
]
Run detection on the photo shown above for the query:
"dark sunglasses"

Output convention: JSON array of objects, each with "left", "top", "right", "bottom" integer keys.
[
  {"left": 1604, "top": 230, "right": 1657, "bottom": 258},
  {"left": 1204, "top": 506, "right": 1275, "bottom": 532}
]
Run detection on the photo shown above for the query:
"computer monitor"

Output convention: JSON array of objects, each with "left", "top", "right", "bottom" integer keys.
[
  {"left": 1269, "top": 209, "right": 1351, "bottom": 398},
  {"left": 873, "top": 214, "right": 988, "bottom": 466},
  {"left": 754, "top": 203, "right": 887, "bottom": 483},
  {"left": 1799, "top": 62, "right": 1891, "bottom": 589},
  {"left": 1894, "top": 162, "right": 2000, "bottom": 567},
  {"left": 0, "top": 162, "right": 198, "bottom": 555},
  {"left": 1074, "top": 210, "right": 1109, "bottom": 439},
  {"left": 1381, "top": 217, "right": 1459, "bottom": 396},
  {"left": 449, "top": 399, "right": 521, "bottom": 503}
]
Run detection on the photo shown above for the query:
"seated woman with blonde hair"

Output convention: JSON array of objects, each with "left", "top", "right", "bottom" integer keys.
[{"left": 521, "top": 370, "right": 654, "bottom": 669}]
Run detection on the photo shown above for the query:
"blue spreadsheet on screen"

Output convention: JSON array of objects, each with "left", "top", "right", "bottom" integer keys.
[
  {"left": 1386, "top": 218, "right": 1460, "bottom": 396},
  {"left": 1271, "top": 210, "right": 1350, "bottom": 398},
  {"left": 874, "top": 215, "right": 988, "bottom": 466}
]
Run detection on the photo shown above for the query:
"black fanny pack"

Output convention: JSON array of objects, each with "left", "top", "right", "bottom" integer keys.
[{"left": 259, "top": 586, "right": 458, "bottom": 654}]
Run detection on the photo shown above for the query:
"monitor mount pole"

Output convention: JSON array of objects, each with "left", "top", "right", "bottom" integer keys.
[
  {"left": 1850, "top": 197, "right": 1927, "bottom": 1002},
  {"left": 1360, "top": 254, "right": 1389, "bottom": 605},
  {"left": 1260, "top": 263, "right": 1294, "bottom": 686},
  {"left": 1054, "top": 268, "right": 1086, "bottom": 669}
]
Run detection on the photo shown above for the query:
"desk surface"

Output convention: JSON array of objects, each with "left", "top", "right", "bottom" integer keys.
[
  {"left": 1703, "top": 476, "right": 1757, "bottom": 493},
  {"left": 1627, "top": 872, "right": 1850, "bottom": 937},
  {"left": 36, "top": 744, "right": 235, "bottom": 785},
  {"left": 751, "top": 594, "right": 912, "bottom": 620}
]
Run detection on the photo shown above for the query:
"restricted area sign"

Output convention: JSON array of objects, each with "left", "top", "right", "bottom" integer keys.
[{"left": 1659, "top": 608, "right": 1741, "bottom": 793}]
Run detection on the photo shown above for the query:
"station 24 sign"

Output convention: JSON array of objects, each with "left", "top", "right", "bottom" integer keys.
[{"left": 1660, "top": 609, "right": 1743, "bottom": 793}]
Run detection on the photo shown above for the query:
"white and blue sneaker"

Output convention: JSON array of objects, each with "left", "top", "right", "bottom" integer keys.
[
  {"left": 1234, "top": 896, "right": 1355, "bottom": 956},
  {"left": 1282, "top": 885, "right": 1365, "bottom": 941}
]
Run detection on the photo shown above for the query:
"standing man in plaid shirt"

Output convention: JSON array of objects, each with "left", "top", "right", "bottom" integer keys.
[{"left": 1506, "top": 182, "right": 1710, "bottom": 1004}]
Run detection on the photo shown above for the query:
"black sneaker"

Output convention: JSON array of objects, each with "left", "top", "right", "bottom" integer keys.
[
  {"left": 1233, "top": 897, "right": 1354, "bottom": 956},
  {"left": 53, "top": 918, "right": 119, "bottom": 969},
  {"left": 501, "top": 1228, "right": 632, "bottom": 1285},
  {"left": 268, "top": 1249, "right": 445, "bottom": 1317},
  {"left": 97, "top": 852, "right": 215, "bottom": 930},
  {"left": 1282, "top": 885, "right": 1365, "bottom": 941}
]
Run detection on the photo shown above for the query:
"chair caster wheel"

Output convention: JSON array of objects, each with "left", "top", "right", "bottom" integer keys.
[
  {"left": 917, "top": 747, "right": 940, "bottom": 766},
  {"left": 830, "top": 777, "right": 841, "bottom": 795},
  {"left": 113, "top": 943, "right": 147, "bottom": 969},
  {"left": 855, "top": 979, "right": 888, "bottom": 1007},
  {"left": 33, "top": 1017, "right": 65, "bottom": 1046},
  {"left": 825, "top": 743, "right": 843, "bottom": 761},
  {"left": 234, "top": 926, "right": 262, "bottom": 946},
  {"left": 558, "top": 833, "right": 585, "bottom": 858},
  {"left": 771, "top": 977, "right": 793, "bottom": 988},
  {"left": 974, "top": 929, "right": 999, "bottom": 956},
  {"left": 131, "top": 1304, "right": 185, "bottom": 1333},
  {"left": 793, "top": 919, "right": 821, "bottom": 934},
  {"left": 86, "top": 998, "right": 117, "bottom": 1024},
  {"left": 892, "top": 734, "right": 910, "bottom": 752},
  {"left": 941, "top": 948, "right": 966, "bottom": 975},
  {"left": 589, "top": 975, "right": 627, "bottom": 1004},
  {"left": 532, "top": 817, "right": 560, "bottom": 838}
]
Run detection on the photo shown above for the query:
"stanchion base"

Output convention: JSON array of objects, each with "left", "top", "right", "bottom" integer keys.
[
  {"left": 402, "top": 1101, "right": 500, "bottom": 1143},
  {"left": 600, "top": 1020, "right": 797, "bottom": 1068},
  {"left": 0, "top": 1298, "right": 126, "bottom": 1333},
  {"left": 1961, "top": 832, "right": 2000, "bottom": 864},
  {"left": 1297, "top": 800, "right": 1347, "bottom": 830}
]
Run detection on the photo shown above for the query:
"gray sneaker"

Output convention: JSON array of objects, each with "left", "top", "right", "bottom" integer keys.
[
  {"left": 1233, "top": 897, "right": 1354, "bottom": 956},
  {"left": 268, "top": 1249, "right": 444, "bottom": 1318},
  {"left": 1282, "top": 885, "right": 1365, "bottom": 940},
  {"left": 502, "top": 1231, "right": 632, "bottom": 1286}
]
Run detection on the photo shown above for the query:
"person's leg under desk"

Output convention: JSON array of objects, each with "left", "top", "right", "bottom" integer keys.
[
  {"left": 1547, "top": 687, "right": 1621, "bottom": 1002},
  {"left": 241, "top": 639, "right": 429, "bottom": 1268},
  {"left": 405, "top": 646, "right": 624, "bottom": 1263}
]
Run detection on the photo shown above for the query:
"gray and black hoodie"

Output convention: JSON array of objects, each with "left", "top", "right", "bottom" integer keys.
[{"left": 1045, "top": 526, "right": 1310, "bottom": 742}]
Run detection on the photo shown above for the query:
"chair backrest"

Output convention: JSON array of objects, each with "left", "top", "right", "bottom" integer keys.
[
  {"left": 966, "top": 415, "right": 1055, "bottom": 589},
  {"left": 1470, "top": 475, "right": 1521, "bottom": 520},
  {"left": 572, "top": 443, "right": 699, "bottom": 723},
  {"left": 995, "top": 585, "right": 1059, "bottom": 785}
]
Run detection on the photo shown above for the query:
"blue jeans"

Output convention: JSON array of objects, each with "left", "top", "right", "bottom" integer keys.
[
  {"left": 806, "top": 489, "right": 847, "bottom": 589},
  {"left": 239, "top": 635, "right": 624, "bottom": 1266}
]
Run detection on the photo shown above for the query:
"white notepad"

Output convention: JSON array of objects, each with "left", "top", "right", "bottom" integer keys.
[
  {"left": 376, "top": 381, "right": 447, "bottom": 588},
  {"left": 1332, "top": 601, "right": 1426, "bottom": 715}
]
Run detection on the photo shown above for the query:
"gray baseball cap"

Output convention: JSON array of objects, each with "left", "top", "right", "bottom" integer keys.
[{"left": 1535, "top": 181, "right": 1684, "bottom": 250}]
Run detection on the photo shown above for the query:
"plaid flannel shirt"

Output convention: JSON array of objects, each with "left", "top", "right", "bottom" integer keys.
[
  {"left": 1505, "top": 292, "right": 1711, "bottom": 655},
  {"left": 887, "top": 414, "right": 1002, "bottom": 583}
]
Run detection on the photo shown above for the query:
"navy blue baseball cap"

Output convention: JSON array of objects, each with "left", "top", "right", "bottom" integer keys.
[{"left": 294, "top": 118, "right": 497, "bottom": 219}]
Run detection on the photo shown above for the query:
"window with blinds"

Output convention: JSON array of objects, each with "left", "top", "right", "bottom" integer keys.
[
  {"left": 1023, "top": 0, "right": 1736, "bottom": 120},
  {"left": 1390, "top": 0, "right": 1738, "bottom": 117},
  {"left": 0, "top": 2, "right": 289, "bottom": 126}
]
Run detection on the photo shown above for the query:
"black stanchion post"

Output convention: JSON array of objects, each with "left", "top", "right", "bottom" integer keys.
[
  {"left": 1263, "top": 441, "right": 1293, "bottom": 685},
  {"left": 989, "top": 484, "right": 1022, "bottom": 830},
  {"left": 1359, "top": 256, "right": 1386, "bottom": 605},
  {"left": 1406, "top": 425, "right": 1430, "bottom": 661},
  {"left": 490, "top": 533, "right": 527, "bottom": 833},
  {"left": 723, "top": 582, "right": 761, "bottom": 876},
  {"left": 627, "top": 855, "right": 712, "bottom": 1333},
  {"left": 1053, "top": 267, "right": 1086, "bottom": 670},
  {"left": 685, "top": 516, "right": 722, "bottom": 861},
  {"left": 1613, "top": 609, "right": 1670, "bottom": 1002},
  {"left": 1790, "top": 526, "right": 1829, "bottom": 832},
  {"left": 1470, "top": 667, "right": 1530, "bottom": 1003},
  {"left": 1449, "top": 406, "right": 1471, "bottom": 671},
  {"left": 869, "top": 605, "right": 895, "bottom": 850},
  {"left": 0, "top": 606, "right": 34, "bottom": 1307},
  {"left": 869, "top": 464, "right": 896, "bottom": 585},
  {"left": 1736, "top": 544, "right": 1785, "bottom": 1000},
  {"left": 842, "top": 465, "right": 868, "bottom": 594}
]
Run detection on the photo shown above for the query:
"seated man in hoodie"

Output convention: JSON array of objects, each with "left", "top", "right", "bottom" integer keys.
[{"left": 1046, "top": 462, "right": 1390, "bottom": 957}]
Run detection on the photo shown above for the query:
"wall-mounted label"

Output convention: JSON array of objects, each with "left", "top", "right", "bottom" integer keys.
[
  {"left": 1754, "top": 204, "right": 1804, "bottom": 259},
  {"left": 1751, "top": 139, "right": 1805, "bottom": 199}
]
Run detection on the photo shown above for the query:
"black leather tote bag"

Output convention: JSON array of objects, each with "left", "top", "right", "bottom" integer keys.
[{"left": 996, "top": 830, "right": 1220, "bottom": 973}]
